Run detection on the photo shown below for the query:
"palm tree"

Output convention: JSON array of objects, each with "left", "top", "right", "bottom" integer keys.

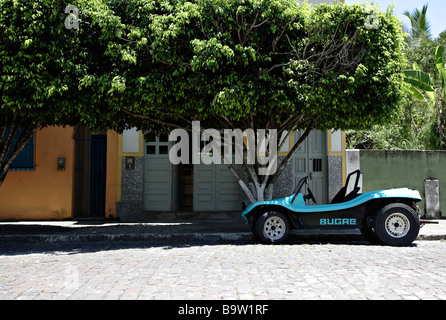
[{"left": 403, "top": 4, "right": 432, "bottom": 47}]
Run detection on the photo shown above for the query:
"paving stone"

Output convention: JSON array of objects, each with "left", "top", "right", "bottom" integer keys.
[{"left": 1, "top": 240, "right": 446, "bottom": 300}]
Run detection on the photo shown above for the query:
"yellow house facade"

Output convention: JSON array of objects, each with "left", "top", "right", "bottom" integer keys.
[{"left": 0, "top": 126, "right": 118, "bottom": 220}]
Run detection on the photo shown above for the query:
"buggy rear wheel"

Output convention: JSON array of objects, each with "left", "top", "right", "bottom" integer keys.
[
  {"left": 255, "top": 211, "right": 290, "bottom": 244},
  {"left": 373, "top": 203, "right": 420, "bottom": 246}
]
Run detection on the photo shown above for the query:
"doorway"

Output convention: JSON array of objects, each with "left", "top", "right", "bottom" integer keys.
[
  {"left": 73, "top": 127, "right": 107, "bottom": 218},
  {"left": 142, "top": 135, "right": 242, "bottom": 212},
  {"left": 293, "top": 130, "right": 328, "bottom": 204}
]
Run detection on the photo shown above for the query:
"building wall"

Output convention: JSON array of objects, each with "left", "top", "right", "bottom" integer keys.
[
  {"left": 347, "top": 150, "right": 446, "bottom": 218},
  {"left": 105, "top": 130, "right": 119, "bottom": 219},
  {"left": 116, "top": 129, "right": 144, "bottom": 220},
  {"left": 0, "top": 127, "right": 74, "bottom": 220},
  {"left": 117, "top": 129, "right": 346, "bottom": 219},
  {"left": 0, "top": 127, "right": 118, "bottom": 220},
  {"left": 327, "top": 130, "right": 346, "bottom": 202}
]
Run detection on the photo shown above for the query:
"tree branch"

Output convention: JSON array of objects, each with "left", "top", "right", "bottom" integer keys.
[
  {"left": 268, "top": 118, "right": 318, "bottom": 187},
  {"left": 121, "top": 109, "right": 191, "bottom": 131}
]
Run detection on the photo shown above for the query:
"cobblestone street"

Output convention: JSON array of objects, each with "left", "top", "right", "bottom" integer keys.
[{"left": 1, "top": 239, "right": 446, "bottom": 300}]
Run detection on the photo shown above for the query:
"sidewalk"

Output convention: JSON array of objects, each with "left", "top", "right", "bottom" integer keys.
[{"left": 0, "top": 218, "right": 445, "bottom": 243}]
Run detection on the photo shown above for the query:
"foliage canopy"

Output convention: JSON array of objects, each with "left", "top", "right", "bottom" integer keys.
[
  {"left": 1, "top": 0, "right": 407, "bottom": 200},
  {"left": 97, "top": 0, "right": 406, "bottom": 133},
  {"left": 98, "top": 0, "right": 406, "bottom": 200}
]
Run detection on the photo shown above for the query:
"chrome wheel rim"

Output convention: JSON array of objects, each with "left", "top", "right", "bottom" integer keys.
[
  {"left": 385, "top": 213, "right": 410, "bottom": 238},
  {"left": 263, "top": 216, "right": 286, "bottom": 241}
]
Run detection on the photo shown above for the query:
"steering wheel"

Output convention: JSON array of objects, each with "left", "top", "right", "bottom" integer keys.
[
  {"left": 305, "top": 187, "right": 317, "bottom": 204},
  {"left": 290, "top": 176, "right": 317, "bottom": 204}
]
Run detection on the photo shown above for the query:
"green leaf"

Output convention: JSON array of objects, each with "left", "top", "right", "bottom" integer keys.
[
  {"left": 407, "top": 85, "right": 425, "bottom": 100},
  {"left": 403, "top": 70, "right": 435, "bottom": 91},
  {"left": 435, "top": 46, "right": 446, "bottom": 88}
]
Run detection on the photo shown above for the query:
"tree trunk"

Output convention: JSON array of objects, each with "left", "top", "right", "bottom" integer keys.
[
  {"left": 0, "top": 123, "right": 38, "bottom": 187},
  {"left": 435, "top": 91, "right": 446, "bottom": 148},
  {"left": 228, "top": 121, "right": 316, "bottom": 204}
]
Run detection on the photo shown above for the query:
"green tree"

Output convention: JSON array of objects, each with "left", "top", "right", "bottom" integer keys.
[
  {"left": 0, "top": 0, "right": 131, "bottom": 186},
  {"left": 404, "top": 46, "right": 446, "bottom": 148},
  {"left": 347, "top": 9, "right": 446, "bottom": 151},
  {"left": 0, "top": 0, "right": 78, "bottom": 186},
  {"left": 1, "top": 0, "right": 407, "bottom": 202},
  {"left": 99, "top": 0, "right": 406, "bottom": 202}
]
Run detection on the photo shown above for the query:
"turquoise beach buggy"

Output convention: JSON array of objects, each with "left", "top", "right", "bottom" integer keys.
[{"left": 242, "top": 170, "right": 423, "bottom": 246}]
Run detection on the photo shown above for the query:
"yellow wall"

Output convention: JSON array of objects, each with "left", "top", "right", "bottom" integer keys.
[
  {"left": 327, "top": 130, "right": 347, "bottom": 184},
  {"left": 0, "top": 127, "right": 74, "bottom": 220},
  {"left": 106, "top": 130, "right": 118, "bottom": 218},
  {"left": 0, "top": 126, "right": 118, "bottom": 220}
]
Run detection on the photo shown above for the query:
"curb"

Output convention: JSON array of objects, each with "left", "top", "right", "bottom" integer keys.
[
  {"left": 417, "top": 234, "right": 446, "bottom": 241},
  {"left": 0, "top": 231, "right": 444, "bottom": 244},
  {"left": 0, "top": 232, "right": 253, "bottom": 243},
  {"left": 1, "top": 219, "right": 444, "bottom": 243}
]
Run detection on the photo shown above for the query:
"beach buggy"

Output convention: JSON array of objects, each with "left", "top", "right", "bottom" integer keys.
[{"left": 242, "top": 170, "right": 422, "bottom": 246}]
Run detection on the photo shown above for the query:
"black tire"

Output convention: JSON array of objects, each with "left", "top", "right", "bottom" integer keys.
[
  {"left": 255, "top": 211, "right": 290, "bottom": 244},
  {"left": 249, "top": 220, "right": 260, "bottom": 241},
  {"left": 373, "top": 203, "right": 420, "bottom": 246},
  {"left": 360, "top": 226, "right": 383, "bottom": 245}
]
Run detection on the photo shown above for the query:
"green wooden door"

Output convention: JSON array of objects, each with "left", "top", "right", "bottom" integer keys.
[
  {"left": 143, "top": 136, "right": 173, "bottom": 211},
  {"left": 293, "top": 130, "right": 328, "bottom": 205},
  {"left": 193, "top": 163, "right": 242, "bottom": 211}
]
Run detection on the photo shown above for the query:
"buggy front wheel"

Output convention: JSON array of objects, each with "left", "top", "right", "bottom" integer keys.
[
  {"left": 373, "top": 203, "right": 420, "bottom": 246},
  {"left": 255, "top": 211, "right": 290, "bottom": 244}
]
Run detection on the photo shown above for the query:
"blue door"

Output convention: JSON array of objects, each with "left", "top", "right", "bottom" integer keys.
[{"left": 73, "top": 127, "right": 107, "bottom": 218}]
